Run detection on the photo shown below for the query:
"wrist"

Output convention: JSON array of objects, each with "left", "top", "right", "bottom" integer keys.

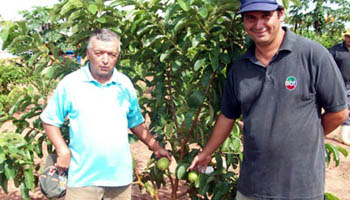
[{"left": 56, "top": 146, "right": 70, "bottom": 156}]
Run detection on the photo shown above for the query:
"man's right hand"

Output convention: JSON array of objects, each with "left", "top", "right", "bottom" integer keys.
[
  {"left": 56, "top": 147, "right": 71, "bottom": 171},
  {"left": 188, "top": 152, "right": 212, "bottom": 173}
]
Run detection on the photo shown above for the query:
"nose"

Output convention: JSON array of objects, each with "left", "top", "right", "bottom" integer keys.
[
  {"left": 255, "top": 19, "right": 264, "bottom": 30},
  {"left": 102, "top": 53, "right": 109, "bottom": 63}
]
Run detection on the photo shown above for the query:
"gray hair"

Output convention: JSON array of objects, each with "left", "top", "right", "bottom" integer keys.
[{"left": 87, "top": 29, "right": 121, "bottom": 52}]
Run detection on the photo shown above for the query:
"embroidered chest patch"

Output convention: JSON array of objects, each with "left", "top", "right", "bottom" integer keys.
[{"left": 285, "top": 76, "right": 297, "bottom": 91}]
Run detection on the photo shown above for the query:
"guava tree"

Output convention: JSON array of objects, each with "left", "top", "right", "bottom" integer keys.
[
  {"left": 112, "top": 0, "right": 245, "bottom": 199},
  {"left": 0, "top": 0, "right": 347, "bottom": 199}
]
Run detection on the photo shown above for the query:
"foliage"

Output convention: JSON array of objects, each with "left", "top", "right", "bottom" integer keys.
[
  {"left": 325, "top": 143, "right": 348, "bottom": 167},
  {"left": 0, "top": 0, "right": 348, "bottom": 199},
  {"left": 0, "top": 59, "right": 28, "bottom": 95},
  {"left": 286, "top": 0, "right": 350, "bottom": 37},
  {"left": 110, "top": 0, "right": 245, "bottom": 198},
  {"left": 0, "top": 76, "right": 59, "bottom": 199}
]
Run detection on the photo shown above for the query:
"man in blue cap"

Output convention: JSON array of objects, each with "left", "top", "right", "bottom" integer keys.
[
  {"left": 190, "top": 0, "right": 348, "bottom": 199},
  {"left": 329, "top": 28, "right": 350, "bottom": 146}
]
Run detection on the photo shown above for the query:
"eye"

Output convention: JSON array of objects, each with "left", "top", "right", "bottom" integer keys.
[
  {"left": 94, "top": 51, "right": 102, "bottom": 56},
  {"left": 244, "top": 15, "right": 254, "bottom": 21},
  {"left": 109, "top": 53, "right": 118, "bottom": 57}
]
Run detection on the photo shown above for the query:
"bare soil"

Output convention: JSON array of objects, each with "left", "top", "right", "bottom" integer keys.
[{"left": 0, "top": 127, "right": 349, "bottom": 200}]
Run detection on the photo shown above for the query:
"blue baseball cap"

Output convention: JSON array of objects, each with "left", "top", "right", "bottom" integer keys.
[{"left": 238, "top": 0, "right": 279, "bottom": 14}]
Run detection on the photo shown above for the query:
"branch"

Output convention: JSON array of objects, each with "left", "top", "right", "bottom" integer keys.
[
  {"left": 165, "top": 66, "right": 181, "bottom": 140},
  {"left": 180, "top": 71, "right": 217, "bottom": 159}
]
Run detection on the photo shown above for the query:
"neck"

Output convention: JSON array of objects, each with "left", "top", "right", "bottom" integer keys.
[{"left": 255, "top": 28, "right": 286, "bottom": 67}]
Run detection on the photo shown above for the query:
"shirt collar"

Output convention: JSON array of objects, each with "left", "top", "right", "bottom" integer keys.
[{"left": 81, "top": 63, "right": 120, "bottom": 85}]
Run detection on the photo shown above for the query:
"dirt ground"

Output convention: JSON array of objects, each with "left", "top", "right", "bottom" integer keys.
[{"left": 0, "top": 127, "right": 349, "bottom": 200}]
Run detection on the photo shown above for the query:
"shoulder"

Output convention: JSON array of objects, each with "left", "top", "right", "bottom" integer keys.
[
  {"left": 56, "top": 68, "right": 85, "bottom": 88},
  {"left": 113, "top": 70, "right": 136, "bottom": 92},
  {"left": 114, "top": 70, "right": 133, "bottom": 85},
  {"left": 291, "top": 35, "right": 331, "bottom": 60},
  {"left": 330, "top": 43, "right": 343, "bottom": 51}
]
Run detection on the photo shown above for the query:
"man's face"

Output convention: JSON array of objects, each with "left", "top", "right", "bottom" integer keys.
[
  {"left": 345, "top": 35, "right": 350, "bottom": 49},
  {"left": 243, "top": 9, "right": 285, "bottom": 46},
  {"left": 86, "top": 38, "right": 119, "bottom": 83}
]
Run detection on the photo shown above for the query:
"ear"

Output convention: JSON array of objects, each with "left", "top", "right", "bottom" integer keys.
[{"left": 279, "top": 8, "right": 285, "bottom": 22}]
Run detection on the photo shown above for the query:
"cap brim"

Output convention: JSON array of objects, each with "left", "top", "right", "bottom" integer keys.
[{"left": 238, "top": 3, "right": 279, "bottom": 14}]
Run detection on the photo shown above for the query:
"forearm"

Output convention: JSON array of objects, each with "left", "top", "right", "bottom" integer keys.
[
  {"left": 201, "top": 113, "right": 236, "bottom": 156},
  {"left": 42, "top": 122, "right": 70, "bottom": 155},
  {"left": 322, "top": 108, "right": 348, "bottom": 136},
  {"left": 131, "top": 123, "right": 162, "bottom": 152}
]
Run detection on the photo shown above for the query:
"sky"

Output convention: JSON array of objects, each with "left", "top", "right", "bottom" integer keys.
[
  {"left": 0, "top": 1, "right": 59, "bottom": 58},
  {"left": 0, "top": 0, "right": 58, "bottom": 21}
]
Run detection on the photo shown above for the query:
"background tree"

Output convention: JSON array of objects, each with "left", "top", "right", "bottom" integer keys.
[
  {"left": 286, "top": 0, "right": 350, "bottom": 48},
  {"left": 0, "top": 0, "right": 348, "bottom": 199}
]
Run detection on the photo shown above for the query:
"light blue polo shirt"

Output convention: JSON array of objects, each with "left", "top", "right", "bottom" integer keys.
[{"left": 40, "top": 65, "right": 144, "bottom": 187}]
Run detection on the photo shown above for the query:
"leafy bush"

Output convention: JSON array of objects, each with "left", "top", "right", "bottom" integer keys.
[{"left": 0, "top": 60, "right": 28, "bottom": 95}]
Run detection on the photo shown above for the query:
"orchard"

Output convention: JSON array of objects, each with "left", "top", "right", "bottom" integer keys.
[{"left": 0, "top": 0, "right": 349, "bottom": 199}]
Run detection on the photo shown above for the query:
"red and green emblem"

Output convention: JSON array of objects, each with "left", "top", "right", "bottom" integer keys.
[{"left": 285, "top": 76, "right": 297, "bottom": 90}]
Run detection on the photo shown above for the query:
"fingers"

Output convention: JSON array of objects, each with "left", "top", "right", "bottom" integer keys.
[
  {"left": 55, "top": 163, "right": 69, "bottom": 171},
  {"left": 55, "top": 156, "right": 71, "bottom": 171},
  {"left": 188, "top": 156, "right": 199, "bottom": 171}
]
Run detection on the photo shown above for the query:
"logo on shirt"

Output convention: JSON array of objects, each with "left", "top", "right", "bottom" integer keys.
[{"left": 285, "top": 76, "right": 297, "bottom": 90}]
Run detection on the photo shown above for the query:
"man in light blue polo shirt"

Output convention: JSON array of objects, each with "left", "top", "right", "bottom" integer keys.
[{"left": 40, "top": 29, "right": 171, "bottom": 200}]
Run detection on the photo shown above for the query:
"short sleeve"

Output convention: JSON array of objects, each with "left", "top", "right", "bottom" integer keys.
[
  {"left": 221, "top": 71, "right": 241, "bottom": 119},
  {"left": 315, "top": 50, "right": 347, "bottom": 113},
  {"left": 125, "top": 82, "right": 145, "bottom": 128},
  {"left": 40, "top": 81, "right": 71, "bottom": 127}
]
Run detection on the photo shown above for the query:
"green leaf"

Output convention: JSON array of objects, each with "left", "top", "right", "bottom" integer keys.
[
  {"left": 88, "top": 4, "right": 99, "bottom": 15},
  {"left": 209, "top": 51, "right": 219, "bottom": 70},
  {"left": 174, "top": 18, "right": 187, "bottom": 34},
  {"left": 160, "top": 48, "right": 175, "bottom": 62},
  {"left": 194, "top": 58, "right": 206, "bottom": 71},
  {"left": 0, "top": 27, "right": 10, "bottom": 43},
  {"left": 221, "top": 138, "right": 231, "bottom": 152},
  {"left": 325, "top": 143, "right": 340, "bottom": 166},
  {"left": 136, "top": 24, "right": 154, "bottom": 37},
  {"left": 188, "top": 91, "right": 204, "bottom": 108},
  {"left": 229, "top": 138, "right": 241, "bottom": 152},
  {"left": 184, "top": 111, "right": 194, "bottom": 130},
  {"left": 68, "top": 10, "right": 83, "bottom": 22},
  {"left": 4, "top": 162, "right": 16, "bottom": 179},
  {"left": 128, "top": 133, "right": 139, "bottom": 144},
  {"left": 325, "top": 192, "right": 339, "bottom": 200},
  {"left": 0, "top": 148, "right": 5, "bottom": 163},
  {"left": 0, "top": 174, "right": 8, "bottom": 194},
  {"left": 165, "top": 4, "right": 179, "bottom": 24},
  {"left": 144, "top": 35, "right": 166, "bottom": 48},
  {"left": 177, "top": 0, "right": 191, "bottom": 11},
  {"left": 165, "top": 122, "right": 175, "bottom": 137},
  {"left": 20, "top": 182, "right": 30, "bottom": 200},
  {"left": 176, "top": 163, "right": 187, "bottom": 180},
  {"left": 336, "top": 146, "right": 348, "bottom": 157},
  {"left": 23, "top": 169, "right": 35, "bottom": 190},
  {"left": 198, "top": 7, "right": 208, "bottom": 19},
  {"left": 96, "top": 16, "right": 106, "bottom": 23},
  {"left": 282, "top": 0, "right": 289, "bottom": 9}
]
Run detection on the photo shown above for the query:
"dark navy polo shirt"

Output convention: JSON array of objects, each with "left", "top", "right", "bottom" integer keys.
[
  {"left": 329, "top": 42, "right": 350, "bottom": 82},
  {"left": 222, "top": 28, "right": 346, "bottom": 199}
]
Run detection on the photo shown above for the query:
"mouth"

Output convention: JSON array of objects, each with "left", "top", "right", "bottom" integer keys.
[{"left": 100, "top": 66, "right": 109, "bottom": 71}]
